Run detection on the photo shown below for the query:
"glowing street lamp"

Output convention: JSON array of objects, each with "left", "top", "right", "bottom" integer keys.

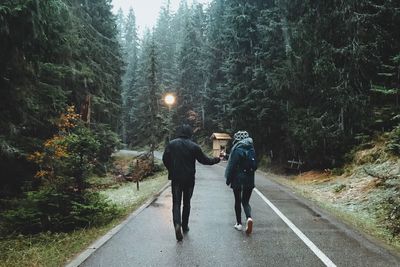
[{"left": 164, "top": 93, "right": 175, "bottom": 107}]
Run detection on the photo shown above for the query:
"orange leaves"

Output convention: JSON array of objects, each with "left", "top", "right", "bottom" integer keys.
[
  {"left": 34, "top": 170, "right": 49, "bottom": 179},
  {"left": 27, "top": 105, "right": 82, "bottom": 182},
  {"left": 27, "top": 151, "right": 44, "bottom": 164},
  {"left": 43, "top": 135, "right": 68, "bottom": 159},
  {"left": 58, "top": 105, "right": 81, "bottom": 132}
]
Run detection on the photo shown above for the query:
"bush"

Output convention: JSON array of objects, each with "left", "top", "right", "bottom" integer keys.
[
  {"left": 152, "top": 162, "right": 165, "bottom": 173},
  {"left": 2, "top": 106, "right": 122, "bottom": 235},
  {"left": 387, "top": 126, "right": 400, "bottom": 156},
  {"left": 382, "top": 189, "right": 400, "bottom": 237},
  {"left": 333, "top": 184, "right": 346, "bottom": 193},
  {"left": 1, "top": 189, "right": 120, "bottom": 234},
  {"left": 27, "top": 106, "right": 103, "bottom": 192},
  {"left": 92, "top": 124, "right": 122, "bottom": 175}
]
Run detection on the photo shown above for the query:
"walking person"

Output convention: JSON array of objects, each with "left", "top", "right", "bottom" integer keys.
[
  {"left": 225, "top": 131, "right": 257, "bottom": 234},
  {"left": 162, "top": 124, "right": 220, "bottom": 241}
]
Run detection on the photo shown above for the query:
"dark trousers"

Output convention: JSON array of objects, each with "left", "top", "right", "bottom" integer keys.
[
  {"left": 172, "top": 183, "right": 194, "bottom": 227},
  {"left": 233, "top": 186, "right": 253, "bottom": 224}
]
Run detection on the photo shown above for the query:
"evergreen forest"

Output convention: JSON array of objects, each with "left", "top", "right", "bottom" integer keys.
[
  {"left": 119, "top": 0, "right": 400, "bottom": 168},
  {"left": 0, "top": 0, "right": 399, "bottom": 236}
]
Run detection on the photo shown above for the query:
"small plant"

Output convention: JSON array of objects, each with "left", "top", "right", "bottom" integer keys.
[
  {"left": 331, "top": 168, "right": 344, "bottom": 176},
  {"left": 333, "top": 184, "right": 346, "bottom": 193},
  {"left": 92, "top": 124, "right": 122, "bottom": 175},
  {"left": 382, "top": 190, "right": 400, "bottom": 237},
  {"left": 387, "top": 126, "right": 400, "bottom": 156}
]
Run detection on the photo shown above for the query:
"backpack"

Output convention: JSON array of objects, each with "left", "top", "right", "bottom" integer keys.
[{"left": 242, "top": 147, "right": 257, "bottom": 173}]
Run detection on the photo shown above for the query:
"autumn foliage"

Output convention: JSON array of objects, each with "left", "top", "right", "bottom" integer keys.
[{"left": 0, "top": 106, "right": 120, "bottom": 234}]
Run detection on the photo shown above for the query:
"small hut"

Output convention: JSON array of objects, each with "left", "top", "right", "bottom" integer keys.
[{"left": 210, "top": 133, "right": 232, "bottom": 157}]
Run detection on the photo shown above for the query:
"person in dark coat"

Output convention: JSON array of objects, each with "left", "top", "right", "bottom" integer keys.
[
  {"left": 162, "top": 124, "right": 220, "bottom": 241},
  {"left": 225, "top": 130, "right": 257, "bottom": 234}
]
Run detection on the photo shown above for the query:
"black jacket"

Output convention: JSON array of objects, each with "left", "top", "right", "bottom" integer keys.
[{"left": 163, "top": 137, "right": 219, "bottom": 187}]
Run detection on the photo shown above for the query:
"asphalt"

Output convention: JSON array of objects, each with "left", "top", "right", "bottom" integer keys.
[{"left": 80, "top": 158, "right": 400, "bottom": 267}]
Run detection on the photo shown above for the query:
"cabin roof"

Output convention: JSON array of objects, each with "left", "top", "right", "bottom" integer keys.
[{"left": 210, "top": 133, "right": 232, "bottom": 140}]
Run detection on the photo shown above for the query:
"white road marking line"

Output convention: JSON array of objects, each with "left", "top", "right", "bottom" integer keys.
[{"left": 254, "top": 188, "right": 337, "bottom": 267}]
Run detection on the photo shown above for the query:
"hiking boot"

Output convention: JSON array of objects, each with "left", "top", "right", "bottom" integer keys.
[
  {"left": 234, "top": 223, "right": 243, "bottom": 231},
  {"left": 182, "top": 225, "right": 190, "bottom": 233},
  {"left": 246, "top": 218, "right": 253, "bottom": 235},
  {"left": 175, "top": 224, "right": 183, "bottom": 241}
]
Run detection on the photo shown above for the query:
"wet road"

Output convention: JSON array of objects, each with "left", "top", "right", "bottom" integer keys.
[{"left": 81, "top": 162, "right": 400, "bottom": 267}]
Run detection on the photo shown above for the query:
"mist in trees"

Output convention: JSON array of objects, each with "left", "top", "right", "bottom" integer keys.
[
  {"left": 118, "top": 0, "right": 399, "bottom": 168},
  {"left": 1, "top": 0, "right": 399, "bottom": 199}
]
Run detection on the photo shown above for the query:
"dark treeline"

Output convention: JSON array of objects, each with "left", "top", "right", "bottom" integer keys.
[
  {"left": 120, "top": 0, "right": 400, "bottom": 168},
  {"left": 1, "top": 0, "right": 399, "bottom": 194},
  {"left": 0, "top": 0, "right": 122, "bottom": 194}
]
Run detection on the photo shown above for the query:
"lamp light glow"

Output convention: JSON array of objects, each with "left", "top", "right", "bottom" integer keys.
[{"left": 164, "top": 94, "right": 175, "bottom": 106}]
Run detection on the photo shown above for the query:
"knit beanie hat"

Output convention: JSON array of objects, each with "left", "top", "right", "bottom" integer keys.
[{"left": 233, "top": 131, "right": 249, "bottom": 143}]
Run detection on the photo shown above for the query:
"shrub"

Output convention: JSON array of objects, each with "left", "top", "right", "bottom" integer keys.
[
  {"left": 387, "top": 126, "right": 400, "bottom": 156},
  {"left": 91, "top": 124, "right": 122, "bottom": 175},
  {"left": 1, "top": 189, "right": 120, "bottom": 234},
  {"left": 27, "top": 106, "right": 100, "bottom": 191},
  {"left": 2, "top": 106, "right": 122, "bottom": 235},
  {"left": 333, "top": 184, "right": 346, "bottom": 193},
  {"left": 382, "top": 189, "right": 400, "bottom": 237}
]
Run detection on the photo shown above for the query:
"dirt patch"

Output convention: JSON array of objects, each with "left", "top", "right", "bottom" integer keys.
[{"left": 294, "top": 171, "right": 331, "bottom": 184}]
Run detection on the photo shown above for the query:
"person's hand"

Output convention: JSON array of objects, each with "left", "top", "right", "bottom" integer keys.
[
  {"left": 226, "top": 180, "right": 230, "bottom": 186},
  {"left": 214, "top": 157, "right": 221, "bottom": 164}
]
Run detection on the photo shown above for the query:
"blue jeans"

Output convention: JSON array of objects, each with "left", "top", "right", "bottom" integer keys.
[{"left": 172, "top": 182, "right": 194, "bottom": 228}]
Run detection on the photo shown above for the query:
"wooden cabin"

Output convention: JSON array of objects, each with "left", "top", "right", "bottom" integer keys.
[{"left": 210, "top": 133, "right": 232, "bottom": 157}]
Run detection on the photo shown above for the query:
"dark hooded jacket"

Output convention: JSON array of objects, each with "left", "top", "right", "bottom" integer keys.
[
  {"left": 225, "top": 137, "right": 256, "bottom": 189},
  {"left": 162, "top": 125, "right": 219, "bottom": 187}
]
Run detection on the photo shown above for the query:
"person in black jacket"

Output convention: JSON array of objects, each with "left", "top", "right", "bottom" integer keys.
[{"left": 162, "top": 124, "right": 220, "bottom": 241}]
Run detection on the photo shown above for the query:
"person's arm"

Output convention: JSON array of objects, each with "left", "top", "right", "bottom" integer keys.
[
  {"left": 225, "top": 148, "right": 239, "bottom": 186},
  {"left": 162, "top": 145, "right": 171, "bottom": 170},
  {"left": 194, "top": 145, "right": 220, "bottom": 165}
]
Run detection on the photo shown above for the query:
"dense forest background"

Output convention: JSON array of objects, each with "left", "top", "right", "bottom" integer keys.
[
  {"left": 1, "top": 0, "right": 399, "bottom": 197},
  {"left": 1, "top": 0, "right": 122, "bottom": 196},
  {"left": 119, "top": 0, "right": 400, "bottom": 168}
]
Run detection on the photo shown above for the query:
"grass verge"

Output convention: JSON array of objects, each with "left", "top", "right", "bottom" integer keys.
[
  {"left": 262, "top": 170, "right": 400, "bottom": 255},
  {"left": 0, "top": 172, "right": 169, "bottom": 267}
]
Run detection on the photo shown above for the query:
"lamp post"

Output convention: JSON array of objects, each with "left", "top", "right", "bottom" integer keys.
[{"left": 164, "top": 93, "right": 176, "bottom": 142}]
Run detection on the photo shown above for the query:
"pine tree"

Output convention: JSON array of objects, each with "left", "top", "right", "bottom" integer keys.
[
  {"left": 176, "top": 3, "right": 207, "bottom": 131},
  {"left": 121, "top": 8, "right": 139, "bottom": 144},
  {"left": 134, "top": 37, "right": 165, "bottom": 159},
  {"left": 0, "top": 0, "right": 123, "bottom": 193},
  {"left": 203, "top": 0, "right": 228, "bottom": 131},
  {"left": 154, "top": 0, "right": 178, "bottom": 90}
]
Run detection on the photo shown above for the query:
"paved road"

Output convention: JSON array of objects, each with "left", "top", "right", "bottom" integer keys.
[{"left": 81, "top": 161, "right": 400, "bottom": 266}]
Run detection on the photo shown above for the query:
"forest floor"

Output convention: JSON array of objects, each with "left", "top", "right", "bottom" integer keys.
[
  {"left": 264, "top": 136, "right": 400, "bottom": 254},
  {"left": 0, "top": 154, "right": 168, "bottom": 267}
]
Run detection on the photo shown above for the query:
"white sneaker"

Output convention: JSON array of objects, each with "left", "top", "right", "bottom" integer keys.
[
  {"left": 246, "top": 218, "right": 253, "bottom": 234},
  {"left": 234, "top": 223, "right": 243, "bottom": 231}
]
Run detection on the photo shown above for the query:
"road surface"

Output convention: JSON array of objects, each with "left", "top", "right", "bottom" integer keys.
[{"left": 81, "top": 156, "right": 400, "bottom": 266}]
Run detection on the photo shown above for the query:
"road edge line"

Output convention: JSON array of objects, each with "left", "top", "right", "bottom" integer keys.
[
  {"left": 65, "top": 181, "right": 171, "bottom": 267},
  {"left": 254, "top": 188, "right": 337, "bottom": 267}
]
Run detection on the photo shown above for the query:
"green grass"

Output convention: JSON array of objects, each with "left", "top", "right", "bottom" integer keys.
[
  {"left": 100, "top": 171, "right": 168, "bottom": 209},
  {"left": 0, "top": 173, "right": 169, "bottom": 267}
]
